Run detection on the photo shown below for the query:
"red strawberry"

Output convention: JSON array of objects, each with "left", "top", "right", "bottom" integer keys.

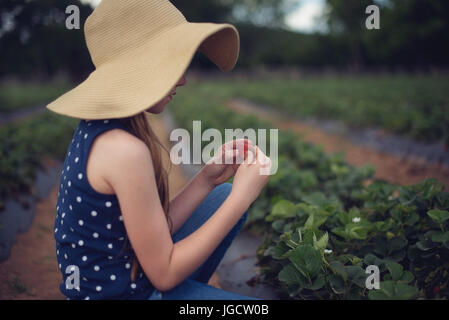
[
  {"left": 243, "top": 140, "right": 249, "bottom": 157},
  {"left": 433, "top": 286, "right": 440, "bottom": 294}
]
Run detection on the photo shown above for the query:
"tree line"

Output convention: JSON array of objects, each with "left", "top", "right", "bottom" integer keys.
[{"left": 0, "top": 0, "right": 447, "bottom": 81}]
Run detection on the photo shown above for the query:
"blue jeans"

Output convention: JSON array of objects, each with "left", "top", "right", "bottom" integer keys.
[{"left": 148, "top": 183, "right": 258, "bottom": 300}]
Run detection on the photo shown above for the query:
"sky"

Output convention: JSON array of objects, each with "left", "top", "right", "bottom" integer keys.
[
  {"left": 81, "top": 0, "right": 326, "bottom": 33},
  {"left": 285, "top": 0, "right": 326, "bottom": 33}
]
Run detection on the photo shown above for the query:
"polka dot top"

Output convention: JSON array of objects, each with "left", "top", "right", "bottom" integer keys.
[{"left": 54, "top": 119, "right": 155, "bottom": 300}]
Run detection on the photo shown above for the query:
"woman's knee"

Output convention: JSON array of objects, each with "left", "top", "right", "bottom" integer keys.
[
  {"left": 172, "top": 183, "right": 247, "bottom": 243},
  {"left": 210, "top": 182, "right": 232, "bottom": 204}
]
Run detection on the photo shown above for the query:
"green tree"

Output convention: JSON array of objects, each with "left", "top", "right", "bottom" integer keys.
[
  {"left": 0, "top": 0, "right": 93, "bottom": 80},
  {"left": 325, "top": 0, "right": 449, "bottom": 69},
  {"left": 171, "top": 0, "right": 298, "bottom": 28},
  {"left": 324, "top": 0, "right": 374, "bottom": 70},
  {"left": 362, "top": 0, "right": 449, "bottom": 68}
]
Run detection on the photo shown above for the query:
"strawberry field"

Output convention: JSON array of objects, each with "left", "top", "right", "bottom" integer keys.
[
  {"left": 168, "top": 77, "right": 449, "bottom": 300},
  {"left": 221, "top": 74, "right": 449, "bottom": 145},
  {"left": 1, "top": 74, "right": 448, "bottom": 299},
  {"left": 0, "top": 113, "right": 77, "bottom": 208},
  {"left": 1, "top": 0, "right": 448, "bottom": 303},
  {"left": 0, "top": 81, "right": 70, "bottom": 113}
]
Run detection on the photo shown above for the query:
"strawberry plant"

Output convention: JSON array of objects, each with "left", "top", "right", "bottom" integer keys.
[
  {"left": 255, "top": 180, "right": 449, "bottom": 299},
  {"left": 168, "top": 81, "right": 449, "bottom": 299},
  {"left": 0, "top": 112, "right": 77, "bottom": 202}
]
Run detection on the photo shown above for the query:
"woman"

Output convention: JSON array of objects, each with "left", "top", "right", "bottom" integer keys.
[{"left": 47, "top": 0, "right": 271, "bottom": 300}]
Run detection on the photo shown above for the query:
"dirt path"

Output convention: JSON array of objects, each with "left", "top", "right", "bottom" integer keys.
[
  {"left": 0, "top": 158, "right": 63, "bottom": 299},
  {"left": 227, "top": 99, "right": 449, "bottom": 189},
  {"left": 0, "top": 105, "right": 46, "bottom": 127},
  {"left": 0, "top": 114, "right": 218, "bottom": 300}
]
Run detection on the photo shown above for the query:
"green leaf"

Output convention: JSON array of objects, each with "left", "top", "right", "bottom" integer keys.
[
  {"left": 288, "top": 245, "right": 323, "bottom": 280},
  {"left": 310, "top": 273, "right": 326, "bottom": 290},
  {"left": 345, "top": 266, "right": 367, "bottom": 288},
  {"left": 313, "top": 232, "right": 329, "bottom": 252},
  {"left": 302, "top": 229, "right": 316, "bottom": 246},
  {"left": 399, "top": 271, "right": 414, "bottom": 284},
  {"left": 266, "top": 200, "right": 297, "bottom": 222},
  {"left": 375, "top": 221, "right": 390, "bottom": 232},
  {"left": 421, "top": 179, "right": 445, "bottom": 200},
  {"left": 329, "top": 274, "right": 346, "bottom": 295},
  {"left": 271, "top": 220, "right": 285, "bottom": 232},
  {"left": 331, "top": 227, "right": 348, "bottom": 240},
  {"left": 431, "top": 231, "right": 449, "bottom": 243},
  {"left": 389, "top": 237, "right": 408, "bottom": 252},
  {"left": 278, "top": 264, "right": 307, "bottom": 287},
  {"left": 368, "top": 281, "right": 395, "bottom": 300},
  {"left": 416, "top": 240, "right": 434, "bottom": 251},
  {"left": 336, "top": 208, "right": 361, "bottom": 226},
  {"left": 271, "top": 241, "right": 292, "bottom": 260},
  {"left": 280, "top": 232, "right": 300, "bottom": 249},
  {"left": 348, "top": 256, "right": 363, "bottom": 266},
  {"left": 404, "top": 212, "right": 419, "bottom": 226},
  {"left": 301, "top": 192, "right": 326, "bottom": 206},
  {"left": 332, "top": 225, "right": 369, "bottom": 240},
  {"left": 368, "top": 281, "right": 418, "bottom": 300},
  {"left": 304, "top": 213, "right": 327, "bottom": 230},
  {"left": 427, "top": 209, "right": 449, "bottom": 224},
  {"left": 348, "top": 225, "right": 369, "bottom": 240},
  {"left": 394, "top": 282, "right": 419, "bottom": 300},
  {"left": 386, "top": 261, "right": 403, "bottom": 281},
  {"left": 329, "top": 261, "right": 348, "bottom": 282},
  {"left": 435, "top": 192, "right": 449, "bottom": 208}
]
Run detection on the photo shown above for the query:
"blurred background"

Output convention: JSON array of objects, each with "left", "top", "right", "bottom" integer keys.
[{"left": 1, "top": 0, "right": 449, "bottom": 300}]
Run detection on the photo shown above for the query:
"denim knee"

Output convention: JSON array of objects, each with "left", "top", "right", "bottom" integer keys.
[{"left": 211, "top": 182, "right": 232, "bottom": 203}]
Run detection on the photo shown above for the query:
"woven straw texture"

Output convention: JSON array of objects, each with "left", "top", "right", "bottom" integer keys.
[{"left": 46, "top": 0, "right": 240, "bottom": 119}]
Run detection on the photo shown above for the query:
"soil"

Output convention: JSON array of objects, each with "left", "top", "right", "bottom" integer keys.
[
  {"left": 0, "top": 181, "right": 62, "bottom": 299},
  {"left": 226, "top": 99, "right": 449, "bottom": 190},
  {"left": 0, "top": 105, "right": 47, "bottom": 127}
]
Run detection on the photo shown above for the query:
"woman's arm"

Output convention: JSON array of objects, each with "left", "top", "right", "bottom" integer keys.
[
  {"left": 167, "top": 170, "right": 214, "bottom": 235},
  {"left": 102, "top": 134, "right": 269, "bottom": 292},
  {"left": 168, "top": 139, "right": 251, "bottom": 234}
]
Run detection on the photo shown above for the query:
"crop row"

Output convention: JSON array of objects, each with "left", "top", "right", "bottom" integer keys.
[
  {"left": 0, "top": 112, "right": 77, "bottom": 208},
  {"left": 169, "top": 82, "right": 449, "bottom": 299},
  {"left": 0, "top": 82, "right": 70, "bottom": 113},
  {"left": 185, "top": 75, "right": 449, "bottom": 145}
]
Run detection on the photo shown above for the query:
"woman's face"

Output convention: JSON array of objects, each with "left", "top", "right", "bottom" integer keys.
[{"left": 146, "top": 74, "right": 187, "bottom": 114}]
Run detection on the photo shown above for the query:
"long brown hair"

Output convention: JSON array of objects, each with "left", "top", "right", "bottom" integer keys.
[{"left": 118, "top": 112, "right": 172, "bottom": 281}]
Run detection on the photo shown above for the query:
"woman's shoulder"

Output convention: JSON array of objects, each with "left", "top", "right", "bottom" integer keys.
[
  {"left": 86, "top": 127, "right": 154, "bottom": 195},
  {"left": 92, "top": 128, "right": 150, "bottom": 162}
]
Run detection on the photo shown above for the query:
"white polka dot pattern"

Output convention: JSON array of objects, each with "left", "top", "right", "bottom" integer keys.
[{"left": 54, "top": 119, "right": 151, "bottom": 299}]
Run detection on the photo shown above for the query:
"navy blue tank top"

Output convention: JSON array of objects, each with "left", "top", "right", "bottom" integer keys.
[{"left": 54, "top": 118, "right": 155, "bottom": 299}]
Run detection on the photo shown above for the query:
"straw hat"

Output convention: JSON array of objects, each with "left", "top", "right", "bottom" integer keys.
[{"left": 46, "top": 0, "right": 240, "bottom": 119}]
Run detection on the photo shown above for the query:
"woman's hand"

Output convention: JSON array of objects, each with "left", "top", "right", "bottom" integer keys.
[
  {"left": 199, "top": 139, "right": 252, "bottom": 189},
  {"left": 229, "top": 145, "right": 271, "bottom": 211}
]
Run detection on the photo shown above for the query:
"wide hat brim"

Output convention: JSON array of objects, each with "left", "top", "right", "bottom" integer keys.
[{"left": 46, "top": 22, "right": 239, "bottom": 119}]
